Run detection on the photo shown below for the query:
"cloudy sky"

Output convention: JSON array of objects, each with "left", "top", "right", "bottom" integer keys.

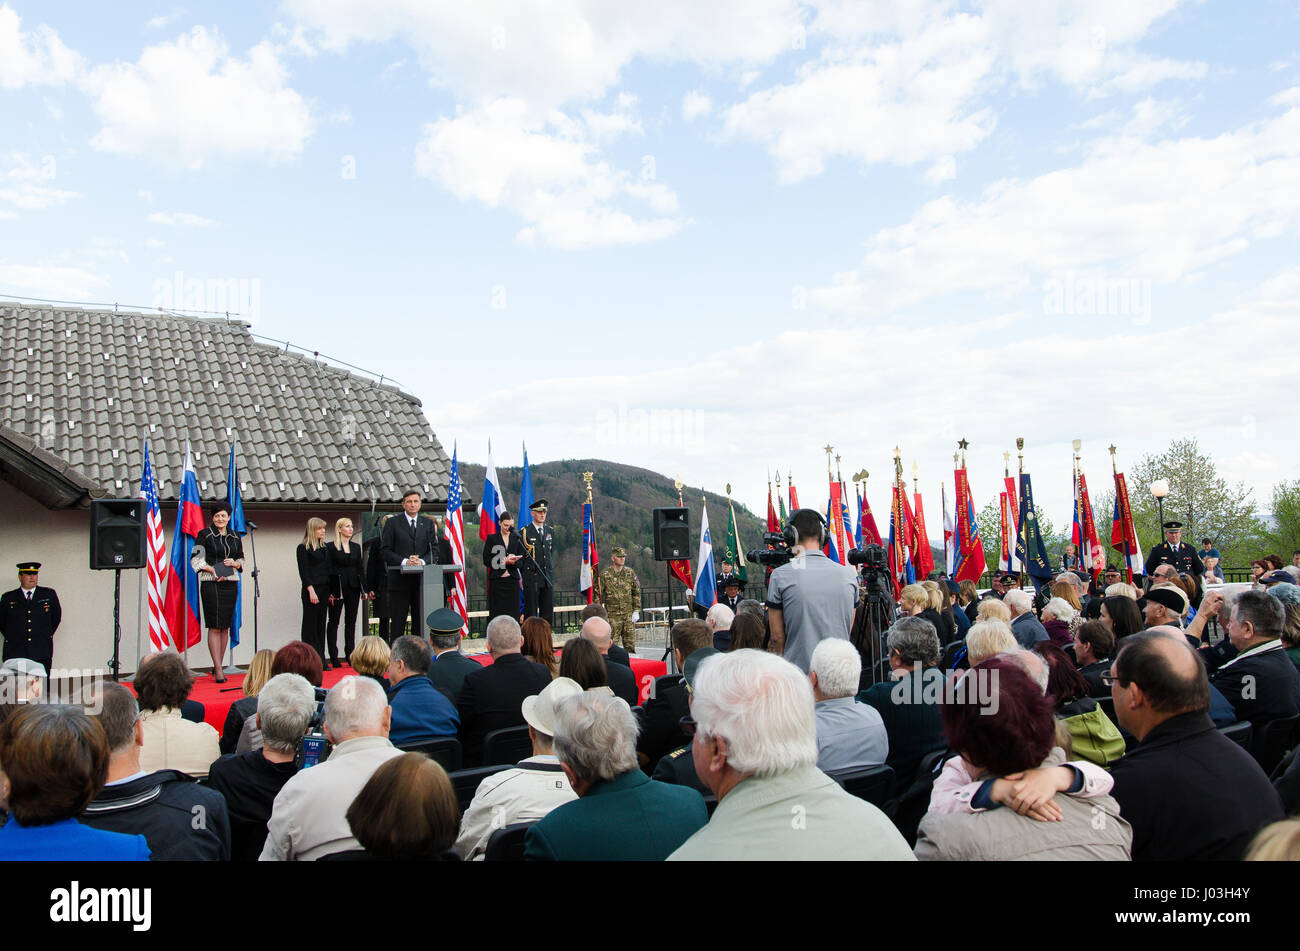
[{"left": 3, "top": 1, "right": 1298, "bottom": 536}]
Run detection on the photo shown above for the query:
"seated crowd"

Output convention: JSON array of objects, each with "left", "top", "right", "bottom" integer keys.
[{"left": 2, "top": 557, "right": 1300, "bottom": 862}]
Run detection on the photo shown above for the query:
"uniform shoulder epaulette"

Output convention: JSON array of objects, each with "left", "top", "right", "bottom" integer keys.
[{"left": 668, "top": 746, "right": 688, "bottom": 759}]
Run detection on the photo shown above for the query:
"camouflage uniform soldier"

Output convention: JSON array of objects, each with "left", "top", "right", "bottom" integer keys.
[{"left": 602, "top": 547, "right": 641, "bottom": 654}]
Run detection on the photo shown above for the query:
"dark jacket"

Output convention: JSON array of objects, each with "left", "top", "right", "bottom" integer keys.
[
  {"left": 328, "top": 541, "right": 364, "bottom": 596},
  {"left": 638, "top": 674, "right": 690, "bottom": 770},
  {"left": 1208, "top": 641, "right": 1300, "bottom": 728},
  {"left": 388, "top": 674, "right": 459, "bottom": 746},
  {"left": 429, "top": 650, "right": 483, "bottom": 704},
  {"left": 858, "top": 666, "right": 947, "bottom": 784},
  {"left": 81, "top": 769, "right": 231, "bottom": 861},
  {"left": 1109, "top": 711, "right": 1283, "bottom": 861},
  {"left": 204, "top": 751, "right": 298, "bottom": 861},
  {"left": 457, "top": 653, "right": 553, "bottom": 767},
  {"left": 1011, "top": 612, "right": 1050, "bottom": 648},
  {"left": 296, "top": 543, "right": 332, "bottom": 590},
  {"left": 604, "top": 655, "right": 640, "bottom": 708},
  {"left": 523, "top": 769, "right": 707, "bottom": 861},
  {"left": 219, "top": 695, "right": 258, "bottom": 755}
]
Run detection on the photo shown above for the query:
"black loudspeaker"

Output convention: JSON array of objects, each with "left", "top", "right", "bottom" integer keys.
[
  {"left": 652, "top": 507, "right": 690, "bottom": 561},
  {"left": 90, "top": 499, "right": 147, "bottom": 570}
]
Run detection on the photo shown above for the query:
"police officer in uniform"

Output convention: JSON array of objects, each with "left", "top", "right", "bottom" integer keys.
[
  {"left": 521, "top": 499, "right": 555, "bottom": 626},
  {"left": 602, "top": 546, "right": 641, "bottom": 654},
  {"left": 717, "top": 575, "right": 743, "bottom": 614},
  {"left": 1, "top": 562, "right": 61, "bottom": 670},
  {"left": 1144, "top": 521, "right": 1204, "bottom": 579}
]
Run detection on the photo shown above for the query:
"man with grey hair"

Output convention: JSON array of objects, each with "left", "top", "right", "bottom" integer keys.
[
  {"left": 206, "top": 673, "right": 317, "bottom": 860},
  {"left": 386, "top": 634, "right": 458, "bottom": 746},
  {"left": 457, "top": 615, "right": 551, "bottom": 766},
  {"left": 524, "top": 690, "right": 706, "bottom": 860},
  {"left": 1208, "top": 589, "right": 1300, "bottom": 727},
  {"left": 810, "top": 639, "right": 887, "bottom": 772},
  {"left": 81, "top": 681, "right": 231, "bottom": 860},
  {"left": 669, "top": 650, "right": 913, "bottom": 860},
  {"left": 999, "top": 647, "right": 1050, "bottom": 695},
  {"left": 579, "top": 616, "right": 639, "bottom": 707},
  {"left": 260, "top": 675, "right": 402, "bottom": 860},
  {"left": 858, "top": 616, "right": 947, "bottom": 782},
  {"left": 1005, "top": 589, "right": 1049, "bottom": 648}
]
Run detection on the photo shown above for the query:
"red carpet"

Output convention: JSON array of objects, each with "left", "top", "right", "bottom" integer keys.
[{"left": 168, "top": 653, "right": 667, "bottom": 739}]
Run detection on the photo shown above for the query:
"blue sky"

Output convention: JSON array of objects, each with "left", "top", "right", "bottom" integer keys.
[{"left": 3, "top": 1, "right": 1299, "bottom": 535}]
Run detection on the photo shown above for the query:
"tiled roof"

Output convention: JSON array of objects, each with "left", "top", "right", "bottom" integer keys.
[{"left": 0, "top": 303, "right": 450, "bottom": 504}]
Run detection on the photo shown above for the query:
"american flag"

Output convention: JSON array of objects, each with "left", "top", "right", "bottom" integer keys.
[
  {"left": 138, "top": 439, "right": 171, "bottom": 652},
  {"left": 445, "top": 444, "right": 468, "bottom": 637}
]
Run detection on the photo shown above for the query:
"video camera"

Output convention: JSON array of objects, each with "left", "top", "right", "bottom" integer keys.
[
  {"left": 747, "top": 532, "right": 792, "bottom": 568},
  {"left": 294, "top": 688, "right": 331, "bottom": 770}
]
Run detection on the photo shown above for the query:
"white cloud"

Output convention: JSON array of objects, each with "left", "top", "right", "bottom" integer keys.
[
  {"left": 441, "top": 267, "right": 1300, "bottom": 528},
  {"left": 1089, "top": 55, "right": 1207, "bottom": 98},
  {"left": 0, "top": 152, "right": 78, "bottom": 212},
  {"left": 414, "top": 97, "right": 686, "bottom": 249},
  {"left": 146, "top": 9, "right": 185, "bottom": 31},
  {"left": 813, "top": 96, "right": 1300, "bottom": 315},
  {"left": 0, "top": 4, "right": 82, "bottom": 89},
  {"left": 146, "top": 210, "right": 217, "bottom": 227},
  {"left": 0, "top": 261, "right": 108, "bottom": 297},
  {"left": 724, "top": 14, "right": 998, "bottom": 183},
  {"left": 84, "top": 26, "right": 315, "bottom": 169},
  {"left": 137, "top": 189, "right": 154, "bottom": 203},
  {"left": 285, "top": 0, "right": 805, "bottom": 109},
  {"left": 682, "top": 90, "right": 712, "bottom": 121}
]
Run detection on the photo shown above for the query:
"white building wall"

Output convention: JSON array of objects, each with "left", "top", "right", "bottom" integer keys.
[{"left": 2, "top": 480, "right": 373, "bottom": 674}]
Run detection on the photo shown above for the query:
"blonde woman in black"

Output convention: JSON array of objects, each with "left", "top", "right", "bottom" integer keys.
[{"left": 297, "top": 518, "right": 332, "bottom": 667}]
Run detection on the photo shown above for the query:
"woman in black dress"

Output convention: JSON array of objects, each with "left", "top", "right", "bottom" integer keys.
[
  {"left": 297, "top": 517, "right": 332, "bottom": 667},
  {"left": 192, "top": 503, "right": 244, "bottom": 683},
  {"left": 482, "top": 512, "right": 523, "bottom": 621},
  {"left": 327, "top": 516, "right": 364, "bottom": 668}
]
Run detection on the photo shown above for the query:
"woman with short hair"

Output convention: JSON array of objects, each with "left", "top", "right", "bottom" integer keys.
[
  {"left": 0, "top": 705, "right": 150, "bottom": 860},
  {"left": 914, "top": 659, "right": 1130, "bottom": 861},
  {"left": 349, "top": 635, "right": 392, "bottom": 690},
  {"left": 336, "top": 753, "right": 460, "bottom": 861}
]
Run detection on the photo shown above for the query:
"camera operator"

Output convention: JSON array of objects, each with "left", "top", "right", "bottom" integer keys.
[{"left": 765, "top": 508, "right": 859, "bottom": 673}]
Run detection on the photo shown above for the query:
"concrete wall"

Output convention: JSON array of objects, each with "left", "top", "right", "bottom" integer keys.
[{"left": 3, "top": 480, "right": 373, "bottom": 674}]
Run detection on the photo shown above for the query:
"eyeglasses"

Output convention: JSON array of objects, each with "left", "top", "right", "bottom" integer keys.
[
  {"left": 1098, "top": 672, "right": 1129, "bottom": 688},
  {"left": 678, "top": 714, "right": 697, "bottom": 736}
]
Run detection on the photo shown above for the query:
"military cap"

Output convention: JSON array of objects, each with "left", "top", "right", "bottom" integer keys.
[
  {"left": 1162, "top": 521, "right": 1183, "bottom": 531},
  {"left": 426, "top": 607, "right": 465, "bottom": 634},
  {"left": 611, "top": 546, "right": 627, "bottom": 557},
  {"left": 682, "top": 647, "right": 720, "bottom": 688},
  {"left": 16, "top": 562, "right": 40, "bottom": 572},
  {"left": 529, "top": 499, "right": 548, "bottom": 512}
]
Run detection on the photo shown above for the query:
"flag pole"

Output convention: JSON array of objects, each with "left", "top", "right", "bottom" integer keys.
[{"left": 1016, "top": 437, "right": 1027, "bottom": 589}]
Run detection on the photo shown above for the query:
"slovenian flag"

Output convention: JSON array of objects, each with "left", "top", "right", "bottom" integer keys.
[
  {"left": 478, "top": 443, "right": 508, "bottom": 541},
  {"left": 580, "top": 495, "right": 599, "bottom": 604},
  {"left": 695, "top": 502, "right": 717, "bottom": 608},
  {"left": 162, "top": 441, "right": 204, "bottom": 650}
]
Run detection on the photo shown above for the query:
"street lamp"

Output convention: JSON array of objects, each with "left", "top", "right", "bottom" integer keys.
[{"left": 1150, "top": 479, "right": 1170, "bottom": 536}]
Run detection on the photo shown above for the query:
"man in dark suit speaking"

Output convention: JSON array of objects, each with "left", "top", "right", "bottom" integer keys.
[{"left": 381, "top": 490, "right": 450, "bottom": 640}]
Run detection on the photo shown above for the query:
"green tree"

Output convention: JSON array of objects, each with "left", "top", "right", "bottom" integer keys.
[
  {"left": 1098, "top": 438, "right": 1265, "bottom": 567},
  {"left": 1266, "top": 479, "right": 1300, "bottom": 556}
]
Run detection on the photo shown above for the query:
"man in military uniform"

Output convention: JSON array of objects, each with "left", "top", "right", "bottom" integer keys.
[
  {"left": 521, "top": 499, "right": 555, "bottom": 626},
  {"left": 1, "top": 562, "right": 61, "bottom": 670},
  {"left": 717, "top": 575, "right": 743, "bottom": 614},
  {"left": 602, "top": 546, "right": 641, "bottom": 654},
  {"left": 1144, "top": 521, "right": 1204, "bottom": 579}
]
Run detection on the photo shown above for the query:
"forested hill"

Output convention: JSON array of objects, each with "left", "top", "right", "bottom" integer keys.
[{"left": 458, "top": 458, "right": 768, "bottom": 596}]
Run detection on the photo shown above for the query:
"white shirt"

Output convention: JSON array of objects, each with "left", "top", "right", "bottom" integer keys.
[{"left": 453, "top": 754, "right": 575, "bottom": 860}]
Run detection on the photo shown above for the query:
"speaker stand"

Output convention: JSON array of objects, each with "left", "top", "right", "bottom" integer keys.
[{"left": 108, "top": 568, "right": 124, "bottom": 682}]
